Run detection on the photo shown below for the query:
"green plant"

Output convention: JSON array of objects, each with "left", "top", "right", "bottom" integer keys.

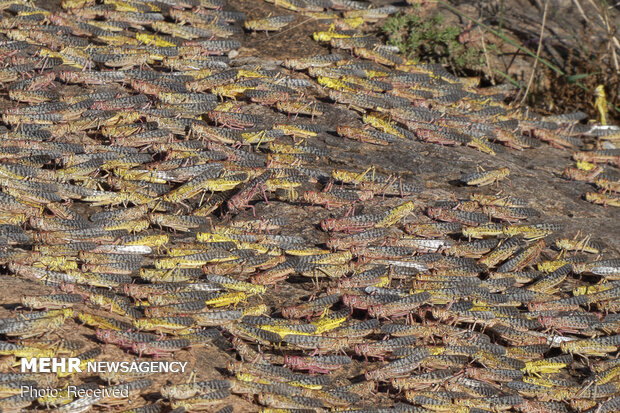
[{"left": 381, "top": 11, "right": 483, "bottom": 74}]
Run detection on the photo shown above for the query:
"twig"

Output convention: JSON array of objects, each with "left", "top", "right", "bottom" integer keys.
[
  {"left": 599, "top": 2, "right": 620, "bottom": 73},
  {"left": 572, "top": 0, "right": 589, "bottom": 22},
  {"left": 266, "top": 17, "right": 316, "bottom": 40},
  {"left": 580, "top": 0, "right": 620, "bottom": 70},
  {"left": 478, "top": 27, "right": 495, "bottom": 85},
  {"left": 499, "top": 0, "right": 505, "bottom": 34},
  {"left": 521, "top": 0, "right": 549, "bottom": 103}
]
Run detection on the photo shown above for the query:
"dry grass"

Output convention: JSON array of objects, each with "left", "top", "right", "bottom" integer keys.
[{"left": 432, "top": 0, "right": 620, "bottom": 122}]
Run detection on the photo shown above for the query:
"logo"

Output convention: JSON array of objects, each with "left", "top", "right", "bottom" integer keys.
[{"left": 21, "top": 358, "right": 188, "bottom": 374}]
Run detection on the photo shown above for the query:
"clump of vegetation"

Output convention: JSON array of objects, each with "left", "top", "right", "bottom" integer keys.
[{"left": 381, "top": 12, "right": 483, "bottom": 74}]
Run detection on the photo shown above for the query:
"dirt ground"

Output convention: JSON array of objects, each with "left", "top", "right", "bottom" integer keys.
[{"left": 3, "top": 0, "right": 619, "bottom": 412}]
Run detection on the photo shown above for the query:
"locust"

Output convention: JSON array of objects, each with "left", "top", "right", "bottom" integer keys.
[
  {"left": 560, "top": 335, "right": 620, "bottom": 356},
  {"left": 460, "top": 167, "right": 510, "bottom": 186},
  {"left": 227, "top": 171, "right": 271, "bottom": 216},
  {"left": 161, "top": 380, "right": 231, "bottom": 400},
  {"left": 245, "top": 15, "right": 295, "bottom": 32},
  {"left": 21, "top": 294, "right": 82, "bottom": 309},
  {"left": 584, "top": 191, "right": 620, "bottom": 207},
  {"left": 283, "top": 53, "right": 343, "bottom": 70},
  {"left": 365, "top": 348, "right": 430, "bottom": 381},
  {"left": 276, "top": 100, "right": 324, "bottom": 118}
]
